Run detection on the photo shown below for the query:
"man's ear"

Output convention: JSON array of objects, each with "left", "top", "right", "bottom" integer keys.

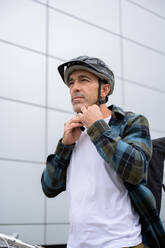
[{"left": 101, "top": 84, "right": 111, "bottom": 99}]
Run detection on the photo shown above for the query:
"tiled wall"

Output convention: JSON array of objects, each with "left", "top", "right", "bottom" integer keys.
[{"left": 0, "top": 0, "right": 165, "bottom": 245}]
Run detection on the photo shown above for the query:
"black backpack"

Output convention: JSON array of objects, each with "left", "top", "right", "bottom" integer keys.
[{"left": 146, "top": 137, "right": 165, "bottom": 214}]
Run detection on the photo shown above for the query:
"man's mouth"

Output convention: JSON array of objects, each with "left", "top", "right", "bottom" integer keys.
[
  {"left": 73, "top": 97, "right": 83, "bottom": 100},
  {"left": 72, "top": 96, "right": 85, "bottom": 102}
]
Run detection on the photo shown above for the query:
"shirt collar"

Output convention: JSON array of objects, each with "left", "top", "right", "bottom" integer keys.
[{"left": 108, "top": 104, "right": 125, "bottom": 120}]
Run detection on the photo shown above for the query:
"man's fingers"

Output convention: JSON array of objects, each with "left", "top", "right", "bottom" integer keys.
[
  {"left": 68, "top": 116, "right": 81, "bottom": 124},
  {"left": 77, "top": 113, "right": 83, "bottom": 119},
  {"left": 70, "top": 122, "right": 83, "bottom": 129},
  {"left": 65, "top": 114, "right": 84, "bottom": 129},
  {"left": 65, "top": 117, "right": 83, "bottom": 127},
  {"left": 81, "top": 104, "right": 88, "bottom": 113}
]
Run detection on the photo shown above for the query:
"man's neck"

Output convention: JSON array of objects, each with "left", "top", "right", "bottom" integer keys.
[{"left": 100, "top": 104, "right": 112, "bottom": 118}]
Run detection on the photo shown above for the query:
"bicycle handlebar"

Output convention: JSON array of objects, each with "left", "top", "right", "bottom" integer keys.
[{"left": 0, "top": 233, "right": 42, "bottom": 248}]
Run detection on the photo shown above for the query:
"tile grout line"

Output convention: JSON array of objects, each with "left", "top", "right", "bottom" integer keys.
[
  {"left": 0, "top": 122, "right": 164, "bottom": 167},
  {"left": 1, "top": 34, "right": 165, "bottom": 59},
  {"left": 1, "top": 38, "right": 165, "bottom": 93},
  {"left": 0, "top": 38, "right": 65, "bottom": 62},
  {"left": 0, "top": 157, "right": 45, "bottom": 165},
  {"left": 0, "top": 78, "right": 165, "bottom": 111},
  {"left": 122, "top": 35, "right": 165, "bottom": 57},
  {"left": 0, "top": 223, "right": 69, "bottom": 226},
  {"left": 1, "top": 4, "right": 165, "bottom": 58},
  {"left": 0, "top": 95, "right": 74, "bottom": 114},
  {"left": 119, "top": 0, "right": 125, "bottom": 108},
  {"left": 31, "top": 0, "right": 165, "bottom": 57},
  {"left": 43, "top": 0, "right": 49, "bottom": 244},
  {"left": 123, "top": 78, "right": 165, "bottom": 94},
  {"left": 33, "top": 0, "right": 165, "bottom": 22},
  {"left": 126, "top": 0, "right": 165, "bottom": 20}
]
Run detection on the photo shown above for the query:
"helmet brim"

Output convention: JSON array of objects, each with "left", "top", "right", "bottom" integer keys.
[{"left": 64, "top": 65, "right": 110, "bottom": 86}]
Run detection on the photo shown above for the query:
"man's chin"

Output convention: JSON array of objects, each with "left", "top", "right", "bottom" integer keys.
[{"left": 72, "top": 103, "right": 84, "bottom": 113}]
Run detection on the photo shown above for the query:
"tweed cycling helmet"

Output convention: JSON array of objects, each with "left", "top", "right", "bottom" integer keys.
[{"left": 58, "top": 55, "right": 115, "bottom": 105}]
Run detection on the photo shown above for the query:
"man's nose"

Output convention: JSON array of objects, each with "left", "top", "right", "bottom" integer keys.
[{"left": 72, "top": 81, "right": 81, "bottom": 91}]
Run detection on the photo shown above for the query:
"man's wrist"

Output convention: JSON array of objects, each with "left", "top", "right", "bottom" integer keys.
[
  {"left": 61, "top": 138, "right": 74, "bottom": 146},
  {"left": 55, "top": 139, "right": 75, "bottom": 159},
  {"left": 87, "top": 119, "right": 110, "bottom": 142}
]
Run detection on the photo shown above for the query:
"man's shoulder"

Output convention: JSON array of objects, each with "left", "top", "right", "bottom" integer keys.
[{"left": 108, "top": 104, "right": 146, "bottom": 121}]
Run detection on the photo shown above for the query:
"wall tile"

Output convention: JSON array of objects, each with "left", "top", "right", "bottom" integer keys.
[
  {"left": 48, "top": 11, "right": 121, "bottom": 77},
  {"left": 123, "top": 40, "right": 165, "bottom": 91},
  {"left": 0, "top": 225, "right": 44, "bottom": 245},
  {"left": 0, "top": 0, "right": 46, "bottom": 52},
  {"left": 46, "top": 224, "right": 69, "bottom": 244},
  {"left": 0, "top": 100, "right": 45, "bottom": 162},
  {"left": 47, "top": 191, "right": 69, "bottom": 223},
  {"left": 49, "top": 0, "right": 120, "bottom": 34},
  {"left": 150, "top": 130, "right": 165, "bottom": 140},
  {"left": 0, "top": 161, "right": 44, "bottom": 223},
  {"left": 124, "top": 82, "right": 165, "bottom": 132},
  {"left": 122, "top": 1, "right": 165, "bottom": 52},
  {"left": 47, "top": 109, "right": 73, "bottom": 156},
  {"left": 0, "top": 0, "right": 165, "bottom": 245},
  {"left": 0, "top": 43, "right": 45, "bottom": 105},
  {"left": 129, "top": 0, "right": 165, "bottom": 18},
  {"left": 107, "top": 78, "right": 124, "bottom": 108}
]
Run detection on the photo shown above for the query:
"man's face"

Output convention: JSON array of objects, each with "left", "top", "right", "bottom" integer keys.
[{"left": 68, "top": 69, "right": 99, "bottom": 113}]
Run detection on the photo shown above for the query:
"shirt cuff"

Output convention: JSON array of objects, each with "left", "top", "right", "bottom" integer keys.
[
  {"left": 55, "top": 139, "right": 75, "bottom": 161},
  {"left": 87, "top": 120, "right": 110, "bottom": 142}
]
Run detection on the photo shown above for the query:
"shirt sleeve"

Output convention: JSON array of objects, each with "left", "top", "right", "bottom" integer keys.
[
  {"left": 87, "top": 114, "right": 152, "bottom": 185},
  {"left": 41, "top": 139, "right": 75, "bottom": 197}
]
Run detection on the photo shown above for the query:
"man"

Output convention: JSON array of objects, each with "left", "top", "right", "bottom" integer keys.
[{"left": 41, "top": 56, "right": 153, "bottom": 248}]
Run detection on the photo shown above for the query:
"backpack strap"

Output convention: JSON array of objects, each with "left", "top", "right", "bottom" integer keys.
[
  {"left": 153, "top": 137, "right": 165, "bottom": 193},
  {"left": 163, "top": 184, "right": 165, "bottom": 192}
]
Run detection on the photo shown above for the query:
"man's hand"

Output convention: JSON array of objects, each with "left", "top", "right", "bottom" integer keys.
[
  {"left": 62, "top": 116, "right": 83, "bottom": 145},
  {"left": 78, "top": 104, "right": 103, "bottom": 128}
]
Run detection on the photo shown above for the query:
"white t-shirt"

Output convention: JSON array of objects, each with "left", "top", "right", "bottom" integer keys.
[{"left": 66, "top": 117, "right": 142, "bottom": 248}]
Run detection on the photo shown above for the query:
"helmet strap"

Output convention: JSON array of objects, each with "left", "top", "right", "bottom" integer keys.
[{"left": 97, "top": 78, "right": 107, "bottom": 105}]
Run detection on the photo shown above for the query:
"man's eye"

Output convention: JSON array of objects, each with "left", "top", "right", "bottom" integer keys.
[
  {"left": 68, "top": 81, "right": 73, "bottom": 87},
  {"left": 81, "top": 78, "right": 89, "bottom": 82}
]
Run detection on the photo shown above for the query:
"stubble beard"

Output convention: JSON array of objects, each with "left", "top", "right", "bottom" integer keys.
[
  {"left": 71, "top": 93, "right": 98, "bottom": 113},
  {"left": 72, "top": 102, "right": 85, "bottom": 113}
]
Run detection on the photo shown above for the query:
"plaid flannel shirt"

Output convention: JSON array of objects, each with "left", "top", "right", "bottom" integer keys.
[{"left": 41, "top": 105, "right": 165, "bottom": 247}]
